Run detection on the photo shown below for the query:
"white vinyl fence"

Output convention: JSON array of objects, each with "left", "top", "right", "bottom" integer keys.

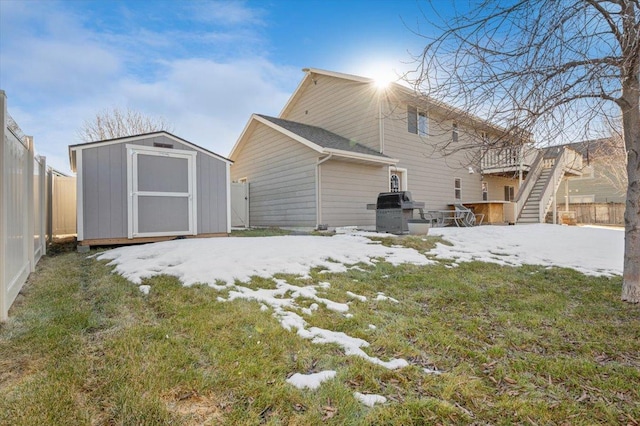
[
  {"left": 1, "top": 90, "right": 47, "bottom": 321},
  {"left": 47, "top": 171, "right": 77, "bottom": 238}
]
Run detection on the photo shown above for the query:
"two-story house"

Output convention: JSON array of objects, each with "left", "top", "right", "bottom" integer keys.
[{"left": 229, "top": 68, "right": 580, "bottom": 229}]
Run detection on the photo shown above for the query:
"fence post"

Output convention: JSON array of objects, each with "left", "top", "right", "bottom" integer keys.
[
  {"left": 0, "top": 90, "right": 7, "bottom": 320},
  {"left": 26, "top": 136, "right": 35, "bottom": 272},
  {"left": 39, "top": 156, "right": 47, "bottom": 257}
]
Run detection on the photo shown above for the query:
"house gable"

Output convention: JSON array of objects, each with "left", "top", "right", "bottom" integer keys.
[
  {"left": 230, "top": 114, "right": 397, "bottom": 166},
  {"left": 230, "top": 119, "right": 319, "bottom": 227}
]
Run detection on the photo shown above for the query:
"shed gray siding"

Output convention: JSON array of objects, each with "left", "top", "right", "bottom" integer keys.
[
  {"left": 230, "top": 122, "right": 318, "bottom": 227},
  {"left": 197, "top": 149, "right": 229, "bottom": 233},
  {"left": 79, "top": 134, "right": 228, "bottom": 240},
  {"left": 81, "top": 143, "right": 127, "bottom": 240}
]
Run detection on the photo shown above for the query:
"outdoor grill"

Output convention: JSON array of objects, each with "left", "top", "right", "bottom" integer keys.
[{"left": 367, "top": 191, "right": 426, "bottom": 234}]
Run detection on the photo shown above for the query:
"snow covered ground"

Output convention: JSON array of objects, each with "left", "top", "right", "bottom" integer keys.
[
  {"left": 429, "top": 224, "right": 623, "bottom": 276},
  {"left": 96, "top": 224, "right": 623, "bottom": 407}
]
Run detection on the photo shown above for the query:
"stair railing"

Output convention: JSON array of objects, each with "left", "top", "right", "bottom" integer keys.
[
  {"left": 514, "top": 150, "right": 544, "bottom": 221},
  {"left": 537, "top": 147, "right": 568, "bottom": 222}
]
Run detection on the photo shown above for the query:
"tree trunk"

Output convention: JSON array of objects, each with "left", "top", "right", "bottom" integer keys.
[{"left": 621, "top": 76, "right": 640, "bottom": 303}]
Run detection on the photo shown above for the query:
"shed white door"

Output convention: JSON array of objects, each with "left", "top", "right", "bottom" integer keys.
[
  {"left": 127, "top": 144, "right": 197, "bottom": 238},
  {"left": 230, "top": 181, "right": 249, "bottom": 227}
]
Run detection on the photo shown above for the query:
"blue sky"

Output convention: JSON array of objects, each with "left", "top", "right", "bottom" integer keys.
[{"left": 0, "top": 0, "right": 446, "bottom": 173}]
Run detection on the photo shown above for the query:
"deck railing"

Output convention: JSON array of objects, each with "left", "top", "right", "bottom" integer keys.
[
  {"left": 513, "top": 150, "right": 545, "bottom": 221},
  {"left": 538, "top": 148, "right": 570, "bottom": 223},
  {"left": 481, "top": 145, "right": 539, "bottom": 173}
]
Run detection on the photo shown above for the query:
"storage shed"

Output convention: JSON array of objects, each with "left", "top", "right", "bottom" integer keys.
[{"left": 69, "top": 132, "right": 232, "bottom": 248}]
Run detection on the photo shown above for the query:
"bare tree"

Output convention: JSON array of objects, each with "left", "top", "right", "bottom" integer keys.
[
  {"left": 408, "top": 0, "right": 640, "bottom": 303},
  {"left": 592, "top": 135, "right": 628, "bottom": 197},
  {"left": 78, "top": 107, "right": 173, "bottom": 142}
]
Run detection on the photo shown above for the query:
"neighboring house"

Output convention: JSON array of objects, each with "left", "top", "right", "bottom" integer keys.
[
  {"left": 230, "top": 68, "right": 581, "bottom": 229},
  {"left": 553, "top": 138, "right": 626, "bottom": 224},
  {"left": 69, "top": 132, "right": 232, "bottom": 248}
]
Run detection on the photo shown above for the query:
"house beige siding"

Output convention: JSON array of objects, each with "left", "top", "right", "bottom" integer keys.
[
  {"left": 284, "top": 73, "right": 494, "bottom": 211},
  {"left": 319, "top": 159, "right": 387, "bottom": 227},
  {"left": 231, "top": 122, "right": 318, "bottom": 227},
  {"left": 483, "top": 175, "right": 522, "bottom": 201},
  {"left": 381, "top": 102, "right": 484, "bottom": 209},
  {"left": 283, "top": 74, "right": 382, "bottom": 152}
]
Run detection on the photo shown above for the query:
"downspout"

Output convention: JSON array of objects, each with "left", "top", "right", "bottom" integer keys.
[
  {"left": 315, "top": 153, "right": 333, "bottom": 228},
  {"left": 379, "top": 96, "right": 385, "bottom": 153}
]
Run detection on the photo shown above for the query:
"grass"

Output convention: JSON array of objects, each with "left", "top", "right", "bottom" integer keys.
[{"left": 0, "top": 236, "right": 638, "bottom": 425}]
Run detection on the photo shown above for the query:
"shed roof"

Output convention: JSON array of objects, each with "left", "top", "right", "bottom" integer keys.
[{"left": 68, "top": 131, "right": 232, "bottom": 172}]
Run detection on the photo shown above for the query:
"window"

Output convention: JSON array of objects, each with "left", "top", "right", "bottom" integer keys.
[
  {"left": 452, "top": 122, "right": 458, "bottom": 142},
  {"left": 418, "top": 112, "right": 428, "bottom": 136},
  {"left": 481, "top": 131, "right": 488, "bottom": 145},
  {"left": 390, "top": 174, "right": 400, "bottom": 192},
  {"left": 482, "top": 182, "right": 488, "bottom": 201},
  {"left": 454, "top": 178, "right": 461, "bottom": 200},
  {"left": 569, "top": 195, "right": 595, "bottom": 203},
  {"left": 407, "top": 106, "right": 417, "bottom": 133},
  {"left": 504, "top": 185, "right": 515, "bottom": 202},
  {"left": 407, "top": 105, "right": 428, "bottom": 136}
]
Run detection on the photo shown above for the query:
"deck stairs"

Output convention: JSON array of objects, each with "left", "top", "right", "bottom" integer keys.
[
  {"left": 514, "top": 146, "right": 583, "bottom": 224},
  {"left": 517, "top": 168, "right": 552, "bottom": 223}
]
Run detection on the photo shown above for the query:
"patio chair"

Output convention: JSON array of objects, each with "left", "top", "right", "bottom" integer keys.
[{"left": 453, "top": 203, "right": 484, "bottom": 227}]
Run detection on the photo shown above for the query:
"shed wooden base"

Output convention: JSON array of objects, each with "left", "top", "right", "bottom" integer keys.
[{"left": 78, "top": 233, "right": 229, "bottom": 248}]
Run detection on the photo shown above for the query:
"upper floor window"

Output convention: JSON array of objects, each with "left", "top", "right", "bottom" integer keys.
[
  {"left": 408, "top": 106, "right": 428, "bottom": 136},
  {"left": 452, "top": 122, "right": 459, "bottom": 142},
  {"left": 480, "top": 131, "right": 489, "bottom": 145},
  {"left": 418, "top": 112, "right": 428, "bottom": 136}
]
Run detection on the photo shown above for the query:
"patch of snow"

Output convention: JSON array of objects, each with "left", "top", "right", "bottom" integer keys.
[
  {"left": 376, "top": 293, "right": 399, "bottom": 303},
  {"left": 97, "top": 233, "right": 432, "bottom": 287},
  {"left": 423, "top": 367, "right": 442, "bottom": 375},
  {"left": 354, "top": 392, "right": 387, "bottom": 407},
  {"left": 139, "top": 285, "right": 150, "bottom": 295},
  {"left": 368, "top": 324, "right": 377, "bottom": 330},
  {"left": 346, "top": 291, "right": 367, "bottom": 302},
  {"left": 429, "top": 224, "right": 622, "bottom": 276},
  {"left": 286, "top": 370, "right": 336, "bottom": 390}
]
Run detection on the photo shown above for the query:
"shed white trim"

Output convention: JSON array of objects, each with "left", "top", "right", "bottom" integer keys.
[
  {"left": 126, "top": 144, "right": 198, "bottom": 239},
  {"left": 69, "top": 131, "right": 231, "bottom": 173},
  {"left": 76, "top": 149, "right": 84, "bottom": 241}
]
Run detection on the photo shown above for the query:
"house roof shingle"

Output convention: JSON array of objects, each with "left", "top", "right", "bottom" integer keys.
[{"left": 256, "top": 114, "right": 391, "bottom": 159}]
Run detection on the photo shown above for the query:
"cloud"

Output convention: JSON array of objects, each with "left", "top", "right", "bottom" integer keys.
[
  {"left": 0, "top": 1, "right": 299, "bottom": 173},
  {"left": 187, "top": 0, "right": 266, "bottom": 26},
  {"left": 117, "top": 58, "right": 298, "bottom": 155}
]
